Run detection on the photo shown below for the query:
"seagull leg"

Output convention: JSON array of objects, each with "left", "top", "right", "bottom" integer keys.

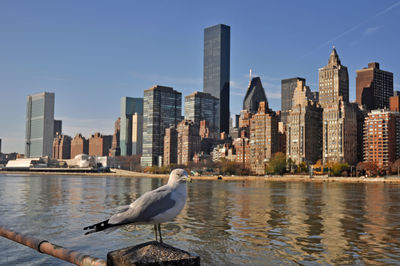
[
  {"left": 157, "top": 224, "right": 163, "bottom": 243},
  {"left": 154, "top": 224, "right": 159, "bottom": 242}
]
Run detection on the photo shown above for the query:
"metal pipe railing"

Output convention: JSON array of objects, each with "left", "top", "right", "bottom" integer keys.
[{"left": 0, "top": 226, "right": 106, "bottom": 266}]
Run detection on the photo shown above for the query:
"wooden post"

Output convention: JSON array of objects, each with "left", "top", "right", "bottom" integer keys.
[{"left": 107, "top": 241, "right": 200, "bottom": 266}]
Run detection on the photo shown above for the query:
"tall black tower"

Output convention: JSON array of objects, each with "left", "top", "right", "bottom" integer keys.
[{"left": 203, "top": 24, "right": 230, "bottom": 134}]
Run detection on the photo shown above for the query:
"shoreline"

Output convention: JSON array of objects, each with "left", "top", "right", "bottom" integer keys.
[{"left": 2, "top": 169, "right": 400, "bottom": 184}]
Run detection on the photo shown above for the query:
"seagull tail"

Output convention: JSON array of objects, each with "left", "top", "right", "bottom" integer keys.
[{"left": 83, "top": 219, "right": 113, "bottom": 235}]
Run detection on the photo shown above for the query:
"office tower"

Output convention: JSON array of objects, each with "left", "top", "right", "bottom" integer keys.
[
  {"left": 318, "top": 47, "right": 349, "bottom": 108},
  {"left": 286, "top": 80, "right": 323, "bottom": 164},
  {"left": 356, "top": 62, "right": 394, "bottom": 110},
  {"left": 394, "top": 91, "right": 400, "bottom": 96},
  {"left": 141, "top": 85, "right": 182, "bottom": 167},
  {"left": 250, "top": 101, "right": 278, "bottom": 174},
  {"left": 185, "top": 91, "right": 219, "bottom": 138},
  {"left": 120, "top": 97, "right": 143, "bottom": 156},
  {"left": 203, "top": 24, "right": 230, "bottom": 134},
  {"left": 281, "top": 77, "right": 306, "bottom": 124},
  {"left": 25, "top": 92, "right": 55, "bottom": 158},
  {"left": 243, "top": 77, "right": 267, "bottom": 114},
  {"left": 89, "top": 132, "right": 112, "bottom": 156},
  {"left": 54, "top": 120, "right": 62, "bottom": 137},
  {"left": 71, "top": 134, "right": 89, "bottom": 158},
  {"left": 364, "top": 109, "right": 400, "bottom": 170},
  {"left": 109, "top": 118, "right": 121, "bottom": 157},
  {"left": 390, "top": 96, "right": 400, "bottom": 112},
  {"left": 177, "top": 120, "right": 201, "bottom": 165},
  {"left": 0, "top": 138, "right": 2, "bottom": 154},
  {"left": 52, "top": 134, "right": 71, "bottom": 159},
  {"left": 163, "top": 126, "right": 178, "bottom": 166}
]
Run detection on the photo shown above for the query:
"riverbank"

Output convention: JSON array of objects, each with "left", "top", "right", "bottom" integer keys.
[{"left": 2, "top": 169, "right": 400, "bottom": 183}]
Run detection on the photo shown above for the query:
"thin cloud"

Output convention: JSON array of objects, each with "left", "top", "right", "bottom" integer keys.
[
  {"left": 231, "top": 91, "right": 245, "bottom": 97},
  {"left": 364, "top": 26, "right": 381, "bottom": 36},
  {"left": 131, "top": 71, "right": 201, "bottom": 87},
  {"left": 301, "top": 1, "right": 400, "bottom": 58}
]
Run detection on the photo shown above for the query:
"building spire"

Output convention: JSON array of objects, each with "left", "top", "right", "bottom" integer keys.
[{"left": 328, "top": 46, "right": 341, "bottom": 66}]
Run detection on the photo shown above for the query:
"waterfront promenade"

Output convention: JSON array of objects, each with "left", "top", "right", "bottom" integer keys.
[{"left": 2, "top": 168, "right": 400, "bottom": 183}]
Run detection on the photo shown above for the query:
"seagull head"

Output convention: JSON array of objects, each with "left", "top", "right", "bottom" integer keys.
[{"left": 168, "top": 168, "right": 191, "bottom": 185}]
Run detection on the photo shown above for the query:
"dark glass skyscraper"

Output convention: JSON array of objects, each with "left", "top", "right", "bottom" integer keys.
[
  {"left": 141, "top": 85, "right": 182, "bottom": 167},
  {"left": 203, "top": 24, "right": 230, "bottom": 134}
]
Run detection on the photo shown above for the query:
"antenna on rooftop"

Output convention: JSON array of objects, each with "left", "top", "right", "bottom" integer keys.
[{"left": 249, "top": 69, "right": 252, "bottom": 82}]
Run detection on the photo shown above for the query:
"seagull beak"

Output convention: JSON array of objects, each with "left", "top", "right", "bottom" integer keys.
[{"left": 185, "top": 176, "right": 192, "bottom": 183}]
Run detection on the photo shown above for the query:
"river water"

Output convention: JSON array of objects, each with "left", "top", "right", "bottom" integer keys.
[{"left": 0, "top": 174, "right": 400, "bottom": 265}]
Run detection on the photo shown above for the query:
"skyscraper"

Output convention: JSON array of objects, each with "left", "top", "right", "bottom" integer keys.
[
  {"left": 281, "top": 77, "right": 306, "bottom": 124},
  {"left": 203, "top": 24, "right": 230, "bottom": 134},
  {"left": 319, "top": 48, "right": 356, "bottom": 165},
  {"left": 25, "top": 92, "right": 55, "bottom": 158},
  {"left": 120, "top": 97, "right": 143, "bottom": 156},
  {"left": 356, "top": 62, "right": 393, "bottom": 110},
  {"left": 243, "top": 77, "right": 267, "bottom": 114},
  {"left": 318, "top": 47, "right": 349, "bottom": 108},
  {"left": 141, "top": 85, "right": 182, "bottom": 167},
  {"left": 184, "top": 91, "right": 219, "bottom": 138}
]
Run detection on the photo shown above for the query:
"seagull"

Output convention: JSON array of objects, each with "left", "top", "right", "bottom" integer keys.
[{"left": 83, "top": 168, "right": 191, "bottom": 243}]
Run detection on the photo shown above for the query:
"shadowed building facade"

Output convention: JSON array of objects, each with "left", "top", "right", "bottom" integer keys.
[
  {"left": 203, "top": 24, "right": 230, "bottom": 134},
  {"left": 286, "top": 80, "right": 322, "bottom": 165},
  {"left": 184, "top": 91, "right": 219, "bottom": 138},
  {"left": 243, "top": 77, "right": 267, "bottom": 114},
  {"left": 120, "top": 97, "right": 143, "bottom": 156},
  {"left": 356, "top": 62, "right": 393, "bottom": 111},
  {"left": 52, "top": 134, "right": 71, "bottom": 159},
  {"left": 25, "top": 92, "right": 55, "bottom": 158},
  {"left": 281, "top": 77, "right": 306, "bottom": 125},
  {"left": 141, "top": 85, "right": 182, "bottom": 167}
]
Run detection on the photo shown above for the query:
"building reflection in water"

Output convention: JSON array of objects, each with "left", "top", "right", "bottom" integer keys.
[{"left": 1, "top": 175, "right": 400, "bottom": 265}]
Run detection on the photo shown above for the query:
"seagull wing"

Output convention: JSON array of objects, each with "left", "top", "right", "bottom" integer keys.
[{"left": 108, "top": 185, "right": 176, "bottom": 225}]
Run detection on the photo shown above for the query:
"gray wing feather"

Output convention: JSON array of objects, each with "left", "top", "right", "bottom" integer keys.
[
  {"left": 115, "top": 205, "right": 130, "bottom": 213},
  {"left": 109, "top": 185, "right": 176, "bottom": 225}
]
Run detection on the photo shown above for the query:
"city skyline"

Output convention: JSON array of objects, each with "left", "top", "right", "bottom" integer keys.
[{"left": 1, "top": 1, "right": 400, "bottom": 153}]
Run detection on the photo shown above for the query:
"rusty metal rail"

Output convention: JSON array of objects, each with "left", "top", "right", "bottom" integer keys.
[{"left": 0, "top": 226, "right": 106, "bottom": 266}]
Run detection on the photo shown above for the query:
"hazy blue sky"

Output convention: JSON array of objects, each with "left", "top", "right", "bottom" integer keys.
[{"left": 1, "top": 0, "right": 399, "bottom": 153}]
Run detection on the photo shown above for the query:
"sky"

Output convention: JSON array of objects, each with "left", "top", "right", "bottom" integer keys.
[{"left": 1, "top": 0, "right": 400, "bottom": 153}]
